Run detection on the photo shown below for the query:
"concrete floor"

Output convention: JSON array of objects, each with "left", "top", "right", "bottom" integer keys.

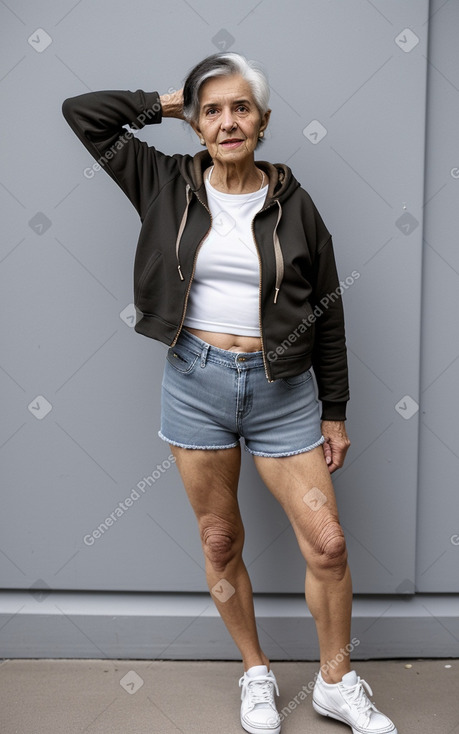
[{"left": 1, "top": 658, "right": 458, "bottom": 733}]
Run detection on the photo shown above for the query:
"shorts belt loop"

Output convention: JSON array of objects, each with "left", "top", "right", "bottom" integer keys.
[{"left": 201, "top": 343, "right": 210, "bottom": 368}]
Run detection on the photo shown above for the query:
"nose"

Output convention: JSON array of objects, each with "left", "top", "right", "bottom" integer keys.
[{"left": 220, "top": 106, "right": 237, "bottom": 132}]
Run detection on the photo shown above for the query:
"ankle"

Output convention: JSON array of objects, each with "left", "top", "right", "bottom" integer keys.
[
  {"left": 243, "top": 653, "right": 270, "bottom": 672},
  {"left": 320, "top": 664, "right": 351, "bottom": 684}
]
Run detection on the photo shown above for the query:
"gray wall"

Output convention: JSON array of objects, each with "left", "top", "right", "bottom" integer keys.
[{"left": 1, "top": 0, "right": 458, "bottom": 659}]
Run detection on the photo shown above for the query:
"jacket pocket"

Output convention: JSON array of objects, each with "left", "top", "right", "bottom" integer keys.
[{"left": 135, "top": 249, "right": 162, "bottom": 305}]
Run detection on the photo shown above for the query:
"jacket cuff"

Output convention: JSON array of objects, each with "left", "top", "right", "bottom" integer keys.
[
  {"left": 320, "top": 401, "right": 347, "bottom": 421},
  {"left": 138, "top": 91, "right": 163, "bottom": 126}
]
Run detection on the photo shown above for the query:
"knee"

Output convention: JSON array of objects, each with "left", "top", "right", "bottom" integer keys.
[
  {"left": 311, "top": 520, "right": 348, "bottom": 576},
  {"left": 199, "top": 515, "right": 242, "bottom": 573}
]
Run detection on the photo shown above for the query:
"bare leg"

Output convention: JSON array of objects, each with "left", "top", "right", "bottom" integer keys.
[
  {"left": 170, "top": 444, "right": 269, "bottom": 672},
  {"left": 253, "top": 446, "right": 353, "bottom": 683}
]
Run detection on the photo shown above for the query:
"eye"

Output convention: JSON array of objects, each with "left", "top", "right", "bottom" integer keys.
[
  {"left": 205, "top": 107, "right": 218, "bottom": 116},
  {"left": 236, "top": 105, "right": 248, "bottom": 113}
]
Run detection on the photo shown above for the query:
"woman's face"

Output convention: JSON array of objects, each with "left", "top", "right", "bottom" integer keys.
[{"left": 193, "top": 74, "right": 270, "bottom": 166}]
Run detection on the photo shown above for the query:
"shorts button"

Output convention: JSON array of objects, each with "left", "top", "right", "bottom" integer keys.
[{"left": 238, "top": 356, "right": 247, "bottom": 362}]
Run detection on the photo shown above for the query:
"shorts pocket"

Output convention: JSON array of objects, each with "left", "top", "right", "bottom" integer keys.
[
  {"left": 166, "top": 344, "right": 199, "bottom": 374},
  {"left": 281, "top": 369, "right": 312, "bottom": 388}
]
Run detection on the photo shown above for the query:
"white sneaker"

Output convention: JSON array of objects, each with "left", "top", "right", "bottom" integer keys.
[
  {"left": 239, "top": 664, "right": 281, "bottom": 734},
  {"left": 312, "top": 670, "right": 397, "bottom": 734}
]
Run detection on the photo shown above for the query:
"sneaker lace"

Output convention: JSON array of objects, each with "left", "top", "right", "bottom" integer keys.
[
  {"left": 239, "top": 674, "right": 279, "bottom": 708},
  {"left": 341, "top": 677, "right": 377, "bottom": 725}
]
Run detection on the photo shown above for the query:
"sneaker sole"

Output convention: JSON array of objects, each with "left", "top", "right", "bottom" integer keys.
[
  {"left": 240, "top": 714, "right": 281, "bottom": 734},
  {"left": 312, "top": 698, "right": 397, "bottom": 734}
]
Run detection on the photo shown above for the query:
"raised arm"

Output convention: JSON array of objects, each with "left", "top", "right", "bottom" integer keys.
[
  {"left": 62, "top": 89, "right": 182, "bottom": 217},
  {"left": 159, "top": 89, "right": 185, "bottom": 120}
]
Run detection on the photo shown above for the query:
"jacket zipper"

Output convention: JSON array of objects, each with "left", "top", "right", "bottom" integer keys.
[
  {"left": 172, "top": 189, "right": 277, "bottom": 384},
  {"left": 251, "top": 217, "right": 272, "bottom": 382},
  {"left": 171, "top": 192, "right": 212, "bottom": 347},
  {"left": 252, "top": 197, "right": 281, "bottom": 382}
]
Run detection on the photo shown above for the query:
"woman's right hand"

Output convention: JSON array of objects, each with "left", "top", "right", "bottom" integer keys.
[{"left": 160, "top": 88, "right": 184, "bottom": 119}]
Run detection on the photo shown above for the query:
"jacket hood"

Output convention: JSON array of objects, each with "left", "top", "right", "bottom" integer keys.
[
  {"left": 179, "top": 150, "right": 300, "bottom": 207},
  {"left": 176, "top": 150, "right": 301, "bottom": 306}
]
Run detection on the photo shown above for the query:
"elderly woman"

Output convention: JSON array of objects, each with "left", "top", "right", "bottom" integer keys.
[{"left": 63, "top": 52, "right": 397, "bottom": 734}]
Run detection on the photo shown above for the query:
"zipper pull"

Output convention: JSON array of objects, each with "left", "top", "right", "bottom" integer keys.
[
  {"left": 177, "top": 264, "right": 184, "bottom": 281},
  {"left": 274, "top": 287, "right": 280, "bottom": 304}
]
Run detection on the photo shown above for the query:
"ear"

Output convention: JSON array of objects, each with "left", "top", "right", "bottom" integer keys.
[
  {"left": 191, "top": 123, "right": 206, "bottom": 146},
  {"left": 259, "top": 108, "right": 271, "bottom": 135}
]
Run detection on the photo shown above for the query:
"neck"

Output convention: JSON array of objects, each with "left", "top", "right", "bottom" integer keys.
[{"left": 208, "top": 159, "right": 264, "bottom": 194}]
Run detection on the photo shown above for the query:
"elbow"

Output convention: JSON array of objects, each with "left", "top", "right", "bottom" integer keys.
[
  {"left": 61, "top": 96, "right": 74, "bottom": 122},
  {"left": 62, "top": 94, "right": 85, "bottom": 123}
]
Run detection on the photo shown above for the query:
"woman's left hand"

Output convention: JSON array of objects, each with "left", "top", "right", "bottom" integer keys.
[{"left": 321, "top": 420, "right": 351, "bottom": 473}]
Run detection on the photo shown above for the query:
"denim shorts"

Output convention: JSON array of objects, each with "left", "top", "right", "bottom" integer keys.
[{"left": 158, "top": 329, "right": 324, "bottom": 458}]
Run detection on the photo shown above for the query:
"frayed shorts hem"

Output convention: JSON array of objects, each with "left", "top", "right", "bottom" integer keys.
[
  {"left": 158, "top": 431, "right": 239, "bottom": 451},
  {"left": 158, "top": 431, "right": 325, "bottom": 457},
  {"left": 244, "top": 435, "right": 325, "bottom": 458}
]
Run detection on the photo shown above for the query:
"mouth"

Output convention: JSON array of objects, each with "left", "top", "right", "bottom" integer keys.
[{"left": 220, "top": 138, "right": 245, "bottom": 149}]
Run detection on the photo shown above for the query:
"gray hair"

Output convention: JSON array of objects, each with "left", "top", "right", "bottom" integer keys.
[{"left": 183, "top": 52, "right": 270, "bottom": 124}]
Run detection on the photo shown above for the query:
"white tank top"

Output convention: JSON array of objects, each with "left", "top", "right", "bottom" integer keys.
[{"left": 183, "top": 173, "right": 268, "bottom": 336}]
